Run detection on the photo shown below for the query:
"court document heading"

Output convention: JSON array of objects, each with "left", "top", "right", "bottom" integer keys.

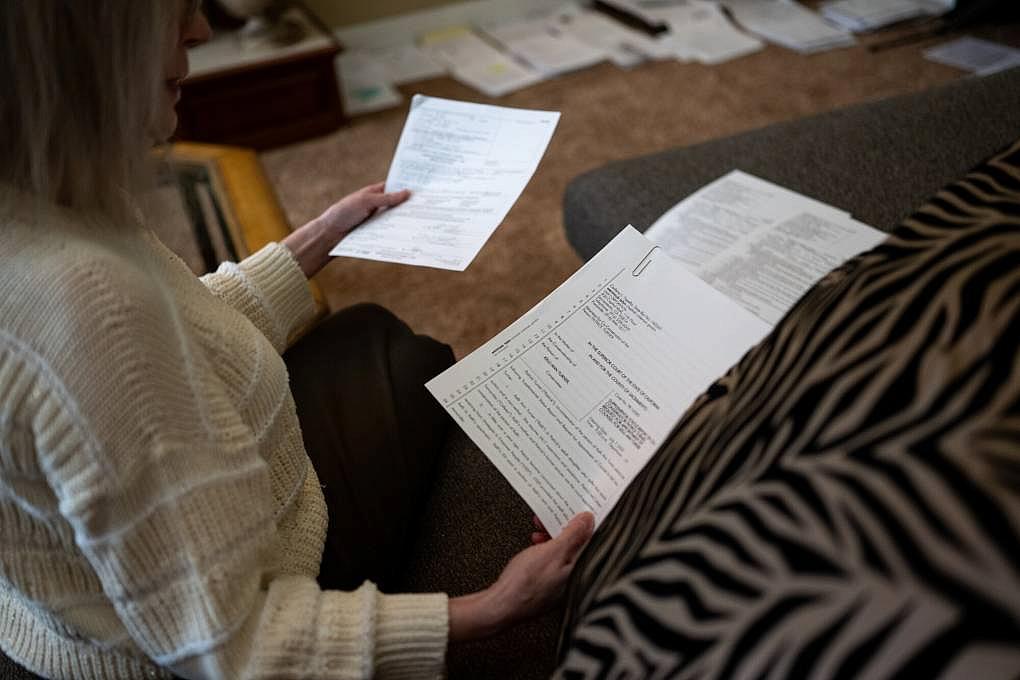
[
  {"left": 428, "top": 226, "right": 772, "bottom": 535},
  {"left": 331, "top": 94, "right": 559, "bottom": 271}
]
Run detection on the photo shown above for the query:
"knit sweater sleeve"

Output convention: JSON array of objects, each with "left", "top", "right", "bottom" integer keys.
[
  {"left": 27, "top": 258, "right": 448, "bottom": 679},
  {"left": 199, "top": 242, "right": 317, "bottom": 352}
]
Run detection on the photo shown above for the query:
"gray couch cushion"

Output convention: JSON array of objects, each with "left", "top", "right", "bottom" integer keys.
[{"left": 564, "top": 67, "right": 1020, "bottom": 260}]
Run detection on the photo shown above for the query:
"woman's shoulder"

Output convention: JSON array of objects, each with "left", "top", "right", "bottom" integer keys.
[
  {"left": 1, "top": 206, "right": 179, "bottom": 365},
  {"left": 3, "top": 203, "right": 162, "bottom": 296}
]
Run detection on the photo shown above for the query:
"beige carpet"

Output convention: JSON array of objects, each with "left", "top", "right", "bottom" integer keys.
[{"left": 261, "top": 24, "right": 1015, "bottom": 359}]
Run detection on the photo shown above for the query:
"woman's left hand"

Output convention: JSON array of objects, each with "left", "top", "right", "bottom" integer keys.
[
  {"left": 315, "top": 182, "right": 410, "bottom": 242},
  {"left": 282, "top": 183, "right": 411, "bottom": 278}
]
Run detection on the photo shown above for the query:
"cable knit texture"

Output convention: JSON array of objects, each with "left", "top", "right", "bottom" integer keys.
[{"left": 0, "top": 195, "right": 449, "bottom": 679}]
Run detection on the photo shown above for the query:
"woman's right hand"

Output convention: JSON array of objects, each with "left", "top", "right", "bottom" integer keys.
[{"left": 448, "top": 512, "right": 595, "bottom": 642}]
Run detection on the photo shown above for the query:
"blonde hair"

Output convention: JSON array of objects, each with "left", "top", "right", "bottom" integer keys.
[{"left": 0, "top": 1, "right": 178, "bottom": 220}]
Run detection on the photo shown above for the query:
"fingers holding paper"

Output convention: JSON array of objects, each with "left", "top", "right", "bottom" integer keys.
[
  {"left": 317, "top": 182, "right": 411, "bottom": 240},
  {"left": 283, "top": 182, "right": 410, "bottom": 278}
]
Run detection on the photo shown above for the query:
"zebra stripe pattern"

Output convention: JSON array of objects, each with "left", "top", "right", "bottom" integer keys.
[{"left": 555, "top": 140, "right": 1020, "bottom": 679}]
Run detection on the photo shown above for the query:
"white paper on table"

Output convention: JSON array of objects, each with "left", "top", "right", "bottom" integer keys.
[
  {"left": 923, "top": 36, "right": 1020, "bottom": 76},
  {"left": 648, "top": 1, "right": 764, "bottom": 64},
  {"left": 723, "top": 0, "right": 855, "bottom": 53},
  {"left": 335, "top": 51, "right": 404, "bottom": 116},
  {"left": 645, "top": 170, "right": 886, "bottom": 325},
  {"left": 363, "top": 43, "right": 447, "bottom": 84},
  {"left": 481, "top": 14, "right": 608, "bottom": 77},
  {"left": 427, "top": 226, "right": 772, "bottom": 534},
  {"left": 331, "top": 94, "right": 560, "bottom": 271},
  {"left": 420, "top": 26, "right": 543, "bottom": 97}
]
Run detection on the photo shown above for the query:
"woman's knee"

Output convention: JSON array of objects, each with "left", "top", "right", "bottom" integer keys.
[{"left": 328, "top": 303, "right": 454, "bottom": 380}]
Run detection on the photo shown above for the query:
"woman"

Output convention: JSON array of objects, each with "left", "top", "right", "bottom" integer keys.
[{"left": 0, "top": 2, "right": 593, "bottom": 678}]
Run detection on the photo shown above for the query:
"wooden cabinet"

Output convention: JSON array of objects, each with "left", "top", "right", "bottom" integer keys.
[{"left": 175, "top": 17, "right": 344, "bottom": 150}]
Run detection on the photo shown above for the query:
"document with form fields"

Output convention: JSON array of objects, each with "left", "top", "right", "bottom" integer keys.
[
  {"left": 428, "top": 174, "right": 885, "bottom": 535},
  {"left": 331, "top": 94, "right": 559, "bottom": 270},
  {"left": 646, "top": 170, "right": 885, "bottom": 325}
]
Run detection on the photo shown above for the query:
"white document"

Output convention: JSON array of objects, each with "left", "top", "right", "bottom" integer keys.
[
  {"left": 331, "top": 95, "right": 559, "bottom": 270},
  {"left": 363, "top": 43, "right": 447, "bottom": 84},
  {"left": 481, "top": 14, "right": 608, "bottom": 77},
  {"left": 335, "top": 51, "right": 404, "bottom": 116},
  {"left": 427, "top": 226, "right": 772, "bottom": 534},
  {"left": 552, "top": 7, "right": 662, "bottom": 68},
  {"left": 421, "top": 26, "right": 543, "bottom": 97},
  {"left": 923, "top": 37, "right": 1020, "bottom": 76},
  {"left": 646, "top": 170, "right": 885, "bottom": 325},
  {"left": 723, "top": 0, "right": 855, "bottom": 53},
  {"left": 648, "top": 1, "right": 764, "bottom": 64}
]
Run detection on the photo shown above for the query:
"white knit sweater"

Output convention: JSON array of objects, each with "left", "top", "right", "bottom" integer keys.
[{"left": 0, "top": 196, "right": 449, "bottom": 679}]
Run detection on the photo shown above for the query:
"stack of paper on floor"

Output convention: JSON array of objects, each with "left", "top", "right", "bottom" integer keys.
[
  {"left": 723, "top": 0, "right": 855, "bottom": 53},
  {"left": 550, "top": 5, "right": 672, "bottom": 67},
  {"left": 335, "top": 51, "right": 405, "bottom": 116},
  {"left": 818, "top": 0, "right": 942, "bottom": 32},
  {"left": 923, "top": 36, "right": 1020, "bottom": 76},
  {"left": 361, "top": 43, "right": 447, "bottom": 85},
  {"left": 335, "top": 43, "right": 447, "bottom": 115},
  {"left": 422, "top": 26, "right": 543, "bottom": 97},
  {"left": 480, "top": 13, "right": 609, "bottom": 78},
  {"left": 645, "top": 0, "right": 764, "bottom": 65},
  {"left": 594, "top": 0, "right": 672, "bottom": 31}
]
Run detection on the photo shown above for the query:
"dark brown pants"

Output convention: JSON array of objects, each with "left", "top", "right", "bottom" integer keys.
[{"left": 283, "top": 304, "right": 455, "bottom": 591}]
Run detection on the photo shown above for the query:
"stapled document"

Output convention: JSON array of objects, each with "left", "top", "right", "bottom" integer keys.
[{"left": 428, "top": 226, "right": 772, "bottom": 534}]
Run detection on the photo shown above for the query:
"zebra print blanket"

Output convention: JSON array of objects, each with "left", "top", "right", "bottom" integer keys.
[{"left": 556, "top": 139, "right": 1020, "bottom": 679}]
